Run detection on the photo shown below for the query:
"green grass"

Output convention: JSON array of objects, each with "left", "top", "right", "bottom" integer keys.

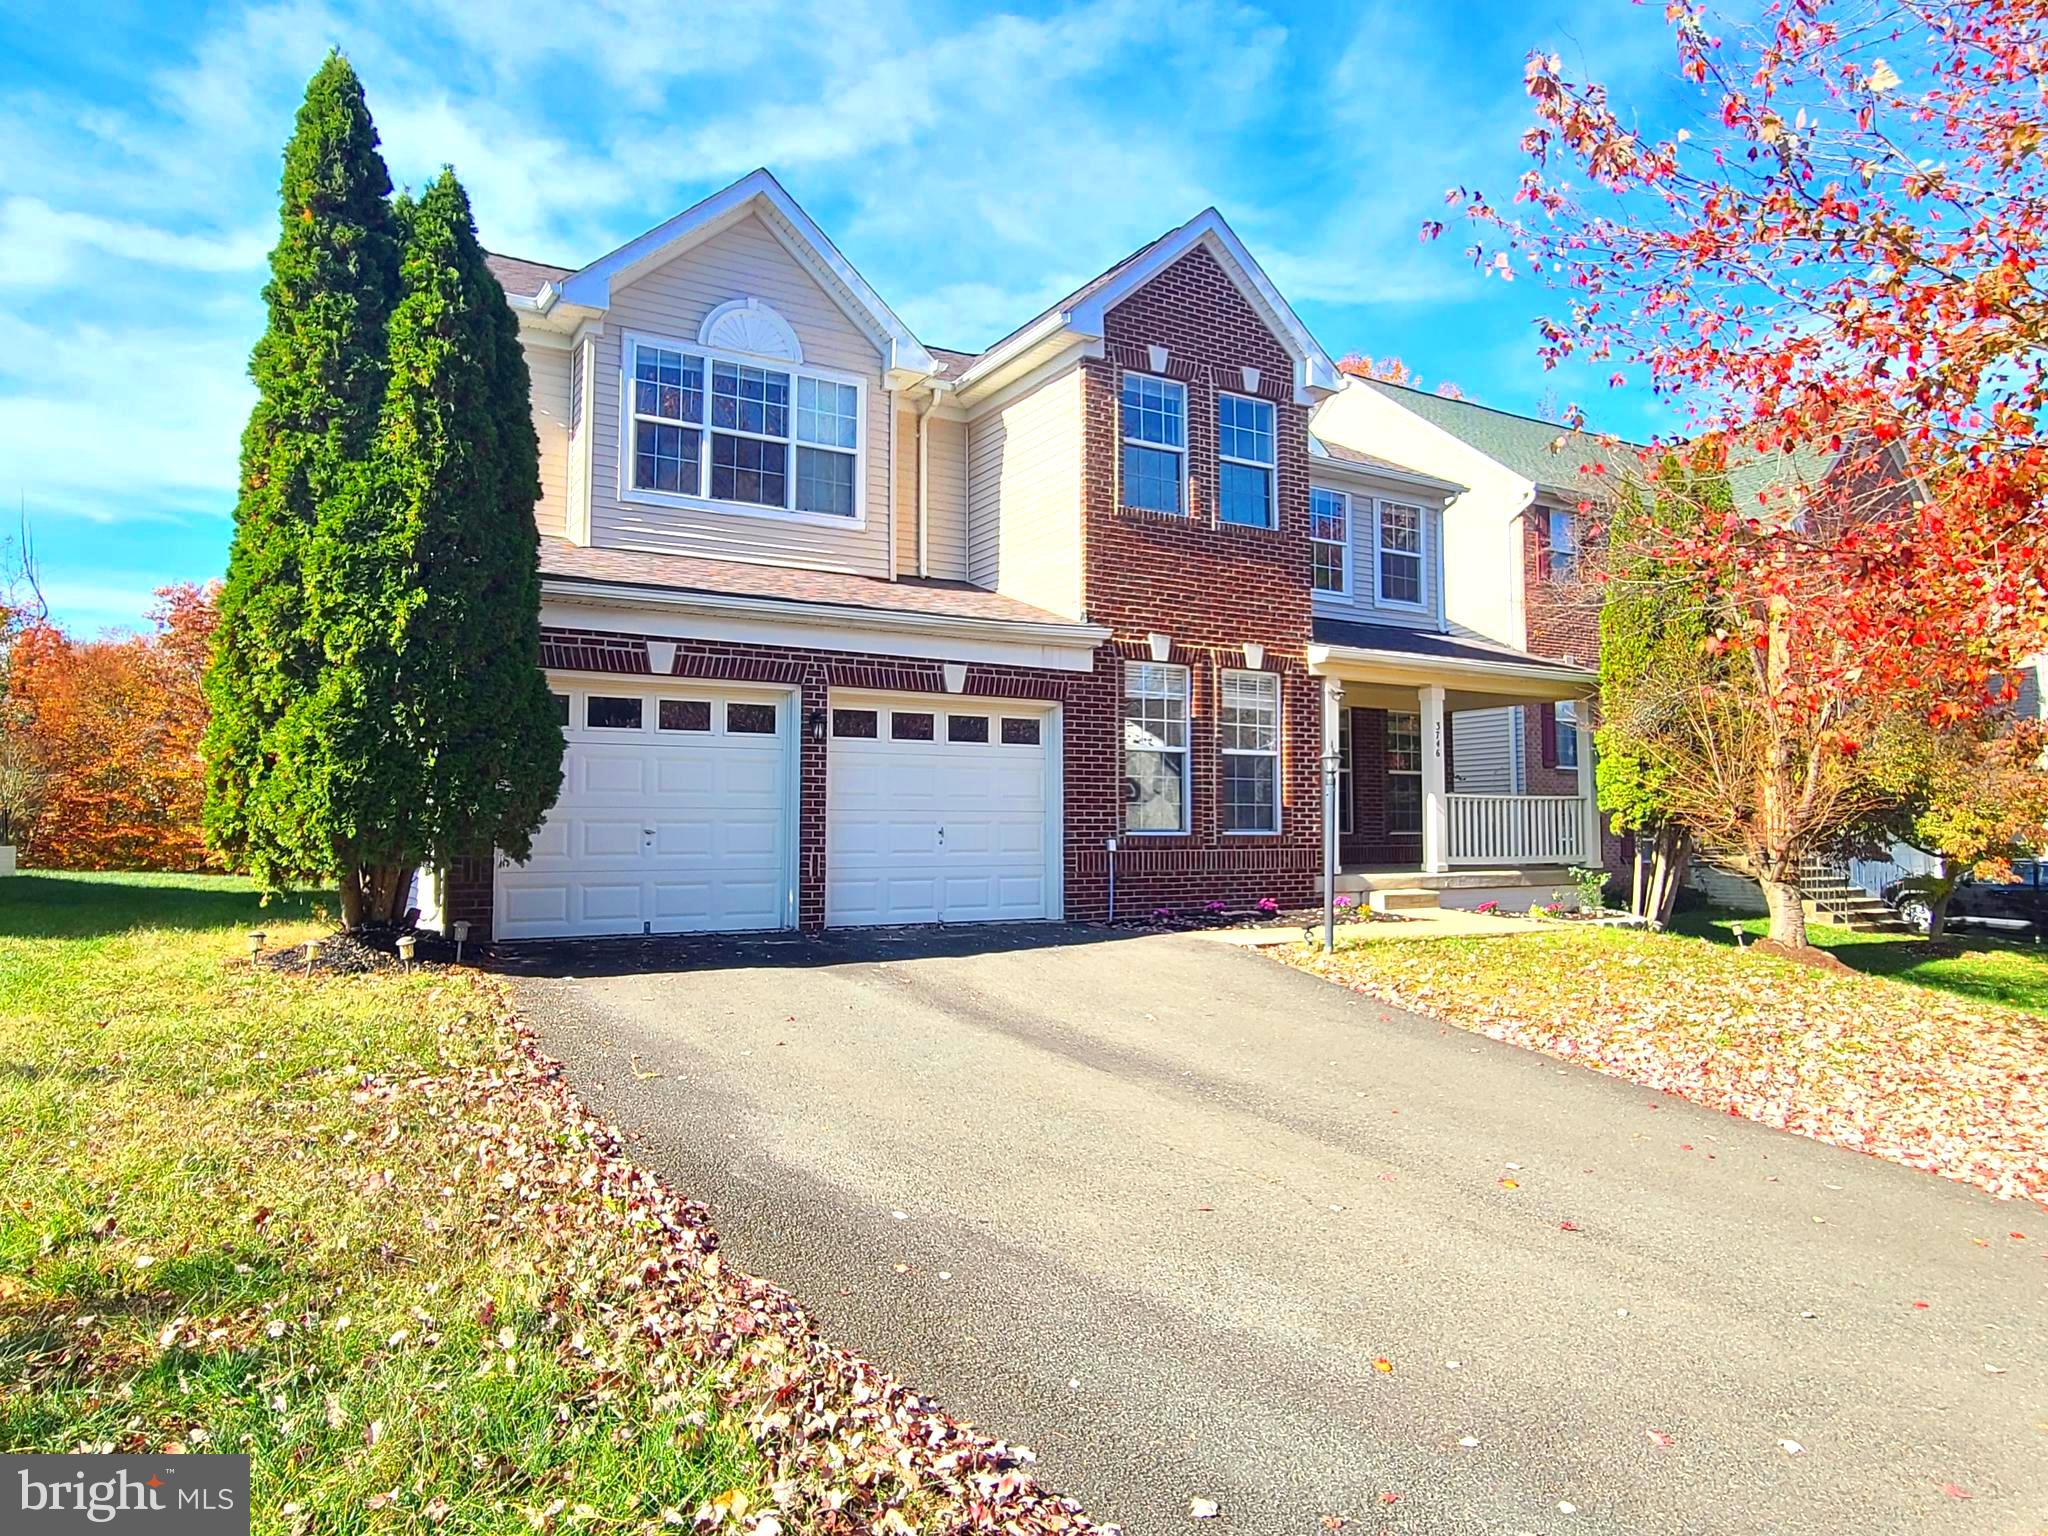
[
  {"left": 1668, "top": 905, "right": 2048, "bottom": 1015},
  {"left": 0, "top": 872, "right": 762, "bottom": 1531}
]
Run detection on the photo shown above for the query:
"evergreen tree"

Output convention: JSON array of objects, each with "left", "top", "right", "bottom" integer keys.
[
  {"left": 301, "top": 170, "right": 562, "bottom": 925},
  {"left": 203, "top": 53, "right": 398, "bottom": 889}
]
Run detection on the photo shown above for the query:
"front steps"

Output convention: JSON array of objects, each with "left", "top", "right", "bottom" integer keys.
[
  {"left": 1369, "top": 888, "right": 1441, "bottom": 915},
  {"left": 1802, "top": 878, "right": 1914, "bottom": 933}
]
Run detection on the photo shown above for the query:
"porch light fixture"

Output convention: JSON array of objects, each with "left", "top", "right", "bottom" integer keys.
[
  {"left": 1147, "top": 631, "right": 1172, "bottom": 662},
  {"left": 806, "top": 708, "right": 828, "bottom": 743},
  {"left": 1242, "top": 641, "right": 1265, "bottom": 670}
]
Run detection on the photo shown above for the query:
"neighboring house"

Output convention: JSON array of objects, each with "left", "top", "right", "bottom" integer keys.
[{"left": 442, "top": 169, "right": 1597, "bottom": 941}]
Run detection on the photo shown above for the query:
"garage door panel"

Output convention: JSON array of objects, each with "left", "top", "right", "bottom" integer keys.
[
  {"left": 826, "top": 701, "right": 1055, "bottom": 927},
  {"left": 495, "top": 684, "right": 794, "bottom": 940}
]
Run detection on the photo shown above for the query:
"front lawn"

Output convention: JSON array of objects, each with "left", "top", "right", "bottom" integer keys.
[
  {"left": 1668, "top": 906, "right": 2048, "bottom": 1016},
  {"left": 1, "top": 873, "right": 1094, "bottom": 1534},
  {"left": 1284, "top": 922, "right": 2048, "bottom": 1206}
]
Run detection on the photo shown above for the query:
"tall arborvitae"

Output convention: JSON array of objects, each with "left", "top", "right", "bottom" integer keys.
[
  {"left": 202, "top": 53, "right": 398, "bottom": 890},
  {"left": 299, "top": 170, "right": 562, "bottom": 925}
]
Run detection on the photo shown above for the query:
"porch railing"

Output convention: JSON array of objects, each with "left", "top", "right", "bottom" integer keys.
[{"left": 1446, "top": 793, "right": 1587, "bottom": 866}]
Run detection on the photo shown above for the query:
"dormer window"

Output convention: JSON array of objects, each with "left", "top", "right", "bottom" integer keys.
[
  {"left": 1120, "top": 372, "right": 1186, "bottom": 515},
  {"left": 624, "top": 318, "right": 864, "bottom": 523},
  {"left": 1217, "top": 393, "right": 1275, "bottom": 528}
]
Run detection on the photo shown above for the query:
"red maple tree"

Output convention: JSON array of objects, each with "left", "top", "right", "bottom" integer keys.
[{"left": 1434, "top": 0, "right": 2048, "bottom": 946}]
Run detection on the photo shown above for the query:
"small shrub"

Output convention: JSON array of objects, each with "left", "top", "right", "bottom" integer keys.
[
  {"left": 1566, "top": 865, "right": 1609, "bottom": 913},
  {"left": 1256, "top": 896, "right": 1280, "bottom": 916},
  {"left": 1474, "top": 899, "right": 1501, "bottom": 915}
]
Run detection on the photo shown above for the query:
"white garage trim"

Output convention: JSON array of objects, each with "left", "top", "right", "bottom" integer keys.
[
  {"left": 496, "top": 673, "right": 800, "bottom": 939},
  {"left": 825, "top": 691, "right": 1063, "bottom": 926}
]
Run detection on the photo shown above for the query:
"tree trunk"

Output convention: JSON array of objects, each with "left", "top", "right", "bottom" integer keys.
[
  {"left": 337, "top": 872, "right": 364, "bottom": 931},
  {"left": 1649, "top": 829, "right": 1692, "bottom": 929},
  {"left": 1761, "top": 876, "right": 1809, "bottom": 948},
  {"left": 1631, "top": 841, "right": 1646, "bottom": 919}
]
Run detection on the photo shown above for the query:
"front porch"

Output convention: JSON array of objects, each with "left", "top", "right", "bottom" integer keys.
[{"left": 1308, "top": 622, "right": 1601, "bottom": 887}]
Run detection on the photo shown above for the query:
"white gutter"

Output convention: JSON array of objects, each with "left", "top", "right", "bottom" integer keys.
[{"left": 542, "top": 576, "right": 1112, "bottom": 650}]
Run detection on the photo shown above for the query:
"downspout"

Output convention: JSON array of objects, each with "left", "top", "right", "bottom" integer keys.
[{"left": 884, "top": 385, "right": 900, "bottom": 580}]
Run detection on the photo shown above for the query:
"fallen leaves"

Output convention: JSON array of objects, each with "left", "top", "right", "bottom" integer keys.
[{"left": 1283, "top": 931, "right": 2048, "bottom": 1207}]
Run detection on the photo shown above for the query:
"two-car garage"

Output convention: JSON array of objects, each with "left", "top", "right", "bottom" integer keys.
[{"left": 494, "top": 676, "right": 1060, "bottom": 940}]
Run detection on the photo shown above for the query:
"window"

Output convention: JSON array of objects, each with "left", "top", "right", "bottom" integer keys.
[
  {"left": 625, "top": 333, "right": 861, "bottom": 520},
  {"left": 1311, "top": 488, "right": 1350, "bottom": 595},
  {"left": 1555, "top": 700, "right": 1580, "bottom": 769},
  {"left": 1547, "top": 508, "right": 1578, "bottom": 579},
  {"left": 1337, "top": 706, "right": 1353, "bottom": 836},
  {"left": 1377, "top": 501, "right": 1425, "bottom": 607},
  {"left": 1123, "top": 662, "right": 1189, "bottom": 832},
  {"left": 1120, "top": 373, "right": 1186, "bottom": 514},
  {"left": 630, "top": 344, "right": 703, "bottom": 494},
  {"left": 1386, "top": 710, "right": 1422, "bottom": 835},
  {"left": 726, "top": 702, "right": 778, "bottom": 735},
  {"left": 586, "top": 695, "right": 643, "bottom": 731},
  {"left": 1001, "top": 716, "right": 1042, "bottom": 746},
  {"left": 947, "top": 714, "right": 990, "bottom": 743},
  {"left": 551, "top": 692, "right": 570, "bottom": 726},
  {"left": 832, "top": 708, "right": 878, "bottom": 738},
  {"left": 1217, "top": 394, "right": 1275, "bottom": 528},
  {"left": 658, "top": 698, "right": 711, "bottom": 733},
  {"left": 891, "top": 711, "right": 935, "bottom": 741},
  {"left": 1219, "top": 670, "right": 1280, "bottom": 833}
]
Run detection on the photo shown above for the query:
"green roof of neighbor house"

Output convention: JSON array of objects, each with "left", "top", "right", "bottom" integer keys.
[{"left": 1364, "top": 378, "right": 1846, "bottom": 513}]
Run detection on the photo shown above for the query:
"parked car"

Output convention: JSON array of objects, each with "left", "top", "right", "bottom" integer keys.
[{"left": 1883, "top": 861, "right": 2048, "bottom": 936}]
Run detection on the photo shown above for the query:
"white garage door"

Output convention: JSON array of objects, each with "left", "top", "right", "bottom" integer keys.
[
  {"left": 826, "top": 697, "right": 1058, "bottom": 926},
  {"left": 496, "top": 680, "right": 795, "bottom": 940}
]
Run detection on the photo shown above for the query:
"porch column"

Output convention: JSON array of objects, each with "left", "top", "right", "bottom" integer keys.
[
  {"left": 1575, "top": 697, "right": 1600, "bottom": 865},
  {"left": 1420, "top": 683, "right": 1449, "bottom": 873}
]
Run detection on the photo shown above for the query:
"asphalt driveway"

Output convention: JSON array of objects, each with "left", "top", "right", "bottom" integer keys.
[{"left": 507, "top": 927, "right": 2046, "bottom": 1535}]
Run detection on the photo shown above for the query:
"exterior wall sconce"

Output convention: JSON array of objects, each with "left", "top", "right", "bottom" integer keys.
[
  {"left": 806, "top": 708, "right": 828, "bottom": 743},
  {"left": 1147, "top": 632, "right": 1172, "bottom": 662},
  {"left": 1243, "top": 641, "right": 1265, "bottom": 670}
]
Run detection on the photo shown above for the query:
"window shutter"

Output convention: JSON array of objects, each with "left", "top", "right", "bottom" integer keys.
[{"left": 1539, "top": 702, "right": 1558, "bottom": 767}]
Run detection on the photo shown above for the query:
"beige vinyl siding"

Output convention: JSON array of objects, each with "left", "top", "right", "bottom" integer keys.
[
  {"left": 894, "top": 406, "right": 918, "bottom": 576},
  {"left": 923, "top": 416, "right": 969, "bottom": 580},
  {"left": 1311, "top": 484, "right": 1448, "bottom": 625},
  {"left": 964, "top": 366, "right": 1084, "bottom": 618},
  {"left": 526, "top": 339, "right": 572, "bottom": 540},
  {"left": 588, "top": 213, "right": 890, "bottom": 575}
]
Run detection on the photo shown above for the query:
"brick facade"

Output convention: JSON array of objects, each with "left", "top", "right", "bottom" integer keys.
[{"left": 1078, "top": 244, "right": 1324, "bottom": 911}]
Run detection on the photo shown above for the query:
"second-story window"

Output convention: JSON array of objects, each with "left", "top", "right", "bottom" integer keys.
[
  {"left": 1547, "top": 508, "right": 1578, "bottom": 579},
  {"left": 1217, "top": 393, "right": 1275, "bottom": 528},
  {"left": 626, "top": 333, "right": 862, "bottom": 520},
  {"left": 1310, "top": 488, "right": 1349, "bottom": 594},
  {"left": 1120, "top": 372, "right": 1186, "bottom": 515},
  {"left": 1376, "top": 499, "right": 1426, "bottom": 607}
]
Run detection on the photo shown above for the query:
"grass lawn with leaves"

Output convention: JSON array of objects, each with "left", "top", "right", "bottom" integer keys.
[
  {"left": 1, "top": 873, "right": 1095, "bottom": 1534},
  {"left": 1283, "top": 920, "right": 2048, "bottom": 1207},
  {"left": 1667, "top": 906, "right": 2048, "bottom": 1016}
]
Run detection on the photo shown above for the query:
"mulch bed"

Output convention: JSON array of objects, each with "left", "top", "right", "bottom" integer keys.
[{"left": 255, "top": 928, "right": 478, "bottom": 976}]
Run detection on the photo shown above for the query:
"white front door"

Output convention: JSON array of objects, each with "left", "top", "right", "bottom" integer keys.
[
  {"left": 826, "top": 697, "right": 1058, "bottom": 926},
  {"left": 496, "top": 679, "right": 796, "bottom": 940}
]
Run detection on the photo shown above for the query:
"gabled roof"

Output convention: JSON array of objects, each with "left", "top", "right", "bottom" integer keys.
[
  {"left": 1361, "top": 380, "right": 1646, "bottom": 502},
  {"left": 532, "top": 170, "right": 937, "bottom": 379},
  {"left": 484, "top": 253, "right": 573, "bottom": 298},
  {"left": 954, "top": 209, "right": 1341, "bottom": 405},
  {"left": 1309, "top": 435, "right": 1465, "bottom": 496}
]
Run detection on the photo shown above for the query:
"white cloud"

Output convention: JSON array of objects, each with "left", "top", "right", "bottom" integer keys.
[{"left": 0, "top": 199, "right": 271, "bottom": 291}]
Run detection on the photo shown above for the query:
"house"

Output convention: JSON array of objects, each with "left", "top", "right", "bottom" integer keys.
[
  {"left": 440, "top": 169, "right": 1597, "bottom": 941},
  {"left": 1308, "top": 380, "right": 1637, "bottom": 876}
]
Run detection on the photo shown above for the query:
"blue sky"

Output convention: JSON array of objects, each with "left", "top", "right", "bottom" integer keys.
[{"left": 0, "top": 0, "right": 1693, "bottom": 634}]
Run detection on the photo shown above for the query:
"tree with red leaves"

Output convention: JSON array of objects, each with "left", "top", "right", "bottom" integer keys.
[
  {"left": 10, "top": 584, "right": 219, "bottom": 871},
  {"left": 1436, "top": 0, "right": 2048, "bottom": 948}
]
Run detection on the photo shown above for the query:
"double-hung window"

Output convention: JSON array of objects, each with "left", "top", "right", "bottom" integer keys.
[
  {"left": 1377, "top": 499, "right": 1425, "bottom": 607},
  {"left": 1120, "top": 373, "right": 1186, "bottom": 515},
  {"left": 627, "top": 334, "right": 861, "bottom": 520},
  {"left": 1547, "top": 508, "right": 1578, "bottom": 579},
  {"left": 1123, "top": 661, "right": 1189, "bottom": 832},
  {"left": 1386, "top": 710, "right": 1423, "bottom": 835},
  {"left": 1310, "top": 488, "right": 1350, "bottom": 594},
  {"left": 1217, "top": 394, "right": 1275, "bottom": 528},
  {"left": 1554, "top": 700, "right": 1580, "bottom": 769},
  {"left": 1219, "top": 670, "right": 1280, "bottom": 833}
]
